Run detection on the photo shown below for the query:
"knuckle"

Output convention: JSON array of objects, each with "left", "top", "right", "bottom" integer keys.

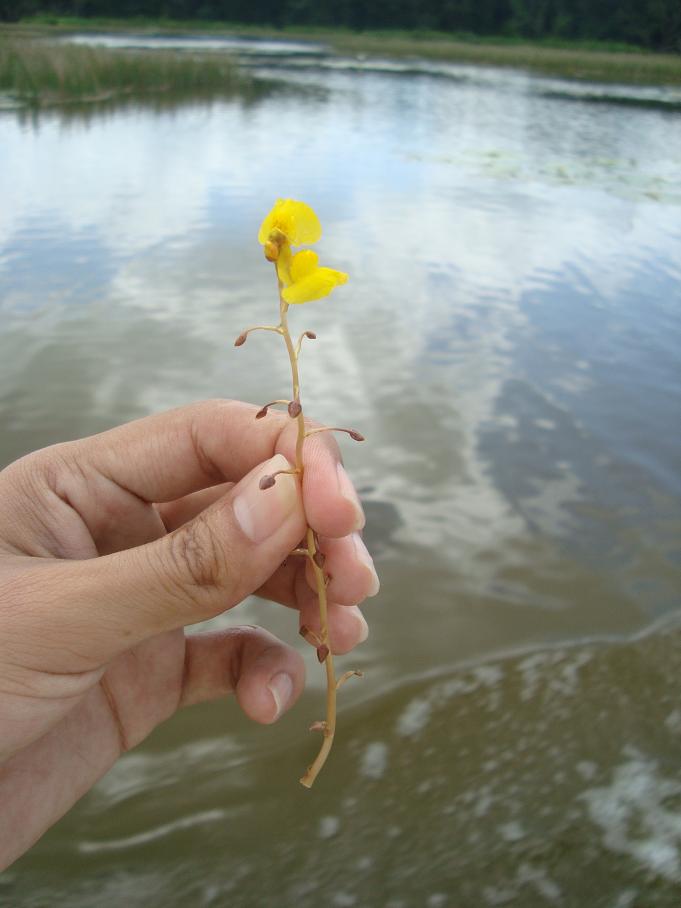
[{"left": 165, "top": 514, "right": 231, "bottom": 596}]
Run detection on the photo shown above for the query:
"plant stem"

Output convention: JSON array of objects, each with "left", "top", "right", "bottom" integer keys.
[{"left": 278, "top": 291, "right": 337, "bottom": 788}]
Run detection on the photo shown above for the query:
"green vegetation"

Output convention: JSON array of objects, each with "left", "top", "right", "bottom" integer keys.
[
  {"left": 0, "top": 35, "right": 258, "bottom": 106},
  {"left": 5, "top": 18, "right": 681, "bottom": 87},
  {"left": 328, "top": 32, "right": 681, "bottom": 85}
]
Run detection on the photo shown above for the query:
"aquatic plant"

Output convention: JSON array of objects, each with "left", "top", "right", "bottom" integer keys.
[
  {"left": 0, "top": 37, "right": 254, "bottom": 106},
  {"left": 235, "top": 199, "right": 360, "bottom": 787}
]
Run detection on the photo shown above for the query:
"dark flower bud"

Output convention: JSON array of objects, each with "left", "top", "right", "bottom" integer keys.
[
  {"left": 234, "top": 333, "right": 247, "bottom": 347},
  {"left": 316, "top": 645, "right": 330, "bottom": 663},
  {"left": 259, "top": 474, "right": 276, "bottom": 490},
  {"left": 288, "top": 399, "right": 302, "bottom": 418},
  {"left": 349, "top": 430, "right": 365, "bottom": 442},
  {"left": 304, "top": 331, "right": 317, "bottom": 340},
  {"left": 255, "top": 406, "right": 268, "bottom": 419}
]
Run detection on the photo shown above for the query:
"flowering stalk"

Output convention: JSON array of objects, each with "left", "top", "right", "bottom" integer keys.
[{"left": 236, "top": 199, "right": 361, "bottom": 787}]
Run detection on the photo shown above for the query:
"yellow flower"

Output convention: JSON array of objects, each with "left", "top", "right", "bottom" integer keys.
[
  {"left": 282, "top": 249, "right": 348, "bottom": 305},
  {"left": 259, "top": 199, "right": 348, "bottom": 304},
  {"left": 258, "top": 199, "right": 322, "bottom": 251}
]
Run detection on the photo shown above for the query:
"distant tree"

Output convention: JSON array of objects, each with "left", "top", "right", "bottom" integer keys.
[
  {"left": 1, "top": 0, "right": 37, "bottom": 21},
  {"left": 12, "top": 0, "right": 681, "bottom": 51}
]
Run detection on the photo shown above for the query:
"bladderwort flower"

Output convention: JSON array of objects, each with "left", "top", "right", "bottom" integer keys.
[
  {"left": 258, "top": 199, "right": 348, "bottom": 304},
  {"left": 237, "top": 199, "right": 363, "bottom": 788}
]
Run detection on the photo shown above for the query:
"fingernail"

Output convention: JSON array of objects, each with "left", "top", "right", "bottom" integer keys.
[
  {"left": 233, "top": 455, "right": 300, "bottom": 543},
  {"left": 352, "top": 608, "right": 369, "bottom": 643},
  {"left": 268, "top": 672, "right": 293, "bottom": 720},
  {"left": 337, "top": 463, "right": 365, "bottom": 531},
  {"left": 352, "top": 532, "right": 380, "bottom": 597}
]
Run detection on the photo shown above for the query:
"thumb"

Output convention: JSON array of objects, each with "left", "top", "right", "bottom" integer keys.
[{"left": 31, "top": 455, "right": 306, "bottom": 669}]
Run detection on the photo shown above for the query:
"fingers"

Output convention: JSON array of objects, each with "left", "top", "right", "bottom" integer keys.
[
  {"left": 59, "top": 399, "right": 363, "bottom": 539},
  {"left": 156, "top": 488, "right": 376, "bottom": 652},
  {"left": 304, "top": 533, "right": 380, "bottom": 605},
  {"left": 156, "top": 480, "right": 377, "bottom": 655},
  {"left": 299, "top": 602, "right": 368, "bottom": 655},
  {"left": 14, "top": 455, "right": 307, "bottom": 671},
  {"left": 0, "top": 400, "right": 373, "bottom": 671},
  {"left": 159, "top": 488, "right": 377, "bottom": 607},
  {"left": 256, "top": 556, "right": 370, "bottom": 655},
  {"left": 61, "top": 400, "right": 286, "bottom": 503},
  {"left": 282, "top": 432, "right": 365, "bottom": 539},
  {"left": 0, "top": 625, "right": 303, "bottom": 869},
  {"left": 0, "top": 401, "right": 366, "bottom": 557},
  {"left": 156, "top": 483, "right": 233, "bottom": 531},
  {"left": 180, "top": 627, "right": 305, "bottom": 723}
]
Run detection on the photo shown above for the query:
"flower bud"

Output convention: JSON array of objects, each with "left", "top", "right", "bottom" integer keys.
[
  {"left": 304, "top": 331, "right": 317, "bottom": 340},
  {"left": 316, "top": 644, "right": 330, "bottom": 663},
  {"left": 288, "top": 399, "right": 302, "bottom": 418},
  {"left": 255, "top": 406, "right": 268, "bottom": 419},
  {"left": 313, "top": 550, "right": 326, "bottom": 569},
  {"left": 263, "top": 228, "right": 286, "bottom": 263},
  {"left": 349, "top": 430, "right": 365, "bottom": 442},
  {"left": 234, "top": 332, "right": 247, "bottom": 347},
  {"left": 264, "top": 240, "right": 279, "bottom": 262},
  {"left": 259, "top": 474, "right": 276, "bottom": 490}
]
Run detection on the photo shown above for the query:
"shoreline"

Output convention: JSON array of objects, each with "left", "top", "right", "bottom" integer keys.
[{"left": 3, "top": 18, "right": 681, "bottom": 87}]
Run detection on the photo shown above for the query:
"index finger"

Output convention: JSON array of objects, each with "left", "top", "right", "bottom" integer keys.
[{"left": 68, "top": 399, "right": 365, "bottom": 539}]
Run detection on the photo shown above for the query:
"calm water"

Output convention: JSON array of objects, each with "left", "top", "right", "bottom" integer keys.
[{"left": 1, "top": 36, "right": 681, "bottom": 906}]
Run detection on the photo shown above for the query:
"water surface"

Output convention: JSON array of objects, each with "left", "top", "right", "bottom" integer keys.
[{"left": 1, "top": 37, "right": 681, "bottom": 906}]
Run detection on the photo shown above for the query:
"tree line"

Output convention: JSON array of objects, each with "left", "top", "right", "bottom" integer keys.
[{"left": 3, "top": 0, "right": 680, "bottom": 52}]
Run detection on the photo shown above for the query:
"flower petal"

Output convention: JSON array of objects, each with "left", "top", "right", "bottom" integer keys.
[
  {"left": 290, "top": 249, "right": 319, "bottom": 283},
  {"left": 282, "top": 267, "right": 348, "bottom": 305},
  {"left": 258, "top": 199, "right": 322, "bottom": 246}
]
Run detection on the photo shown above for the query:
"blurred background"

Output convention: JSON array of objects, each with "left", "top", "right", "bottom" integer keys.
[{"left": 1, "top": 4, "right": 681, "bottom": 905}]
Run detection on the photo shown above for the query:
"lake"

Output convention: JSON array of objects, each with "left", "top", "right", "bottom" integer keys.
[{"left": 1, "top": 34, "right": 681, "bottom": 906}]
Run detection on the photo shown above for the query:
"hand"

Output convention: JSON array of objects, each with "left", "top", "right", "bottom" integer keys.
[{"left": 0, "top": 400, "right": 378, "bottom": 868}]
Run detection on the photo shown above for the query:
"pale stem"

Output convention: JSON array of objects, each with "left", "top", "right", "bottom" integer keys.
[
  {"left": 300, "top": 525, "right": 336, "bottom": 789},
  {"left": 256, "top": 399, "right": 291, "bottom": 416},
  {"left": 304, "top": 427, "right": 365, "bottom": 442},
  {"left": 243, "top": 324, "right": 283, "bottom": 338},
  {"left": 277, "top": 281, "right": 337, "bottom": 788},
  {"left": 336, "top": 670, "right": 363, "bottom": 690},
  {"left": 279, "top": 297, "right": 305, "bottom": 469},
  {"left": 294, "top": 331, "right": 314, "bottom": 359}
]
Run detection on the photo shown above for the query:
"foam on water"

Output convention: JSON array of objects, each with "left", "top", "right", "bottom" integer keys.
[
  {"left": 359, "top": 741, "right": 389, "bottom": 780},
  {"left": 77, "top": 809, "right": 227, "bottom": 853},
  {"left": 580, "top": 749, "right": 681, "bottom": 882},
  {"left": 395, "top": 696, "right": 432, "bottom": 737},
  {"left": 318, "top": 816, "right": 341, "bottom": 840}
]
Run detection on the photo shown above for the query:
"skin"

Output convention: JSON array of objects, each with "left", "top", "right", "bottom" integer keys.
[{"left": 0, "top": 400, "right": 378, "bottom": 869}]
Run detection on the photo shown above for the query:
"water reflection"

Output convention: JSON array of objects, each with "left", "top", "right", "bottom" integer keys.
[
  {"left": 6, "top": 84, "right": 274, "bottom": 126},
  {"left": 2, "top": 41, "right": 681, "bottom": 902}
]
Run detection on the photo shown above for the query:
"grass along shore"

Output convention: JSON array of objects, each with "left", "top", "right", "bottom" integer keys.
[
  {"left": 5, "top": 17, "right": 681, "bottom": 86},
  {"left": 0, "top": 35, "right": 257, "bottom": 107}
]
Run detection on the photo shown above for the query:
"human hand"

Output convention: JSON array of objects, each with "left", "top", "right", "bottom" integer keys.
[{"left": 0, "top": 400, "right": 378, "bottom": 868}]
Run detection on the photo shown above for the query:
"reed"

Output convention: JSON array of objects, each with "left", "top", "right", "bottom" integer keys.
[{"left": 0, "top": 37, "right": 255, "bottom": 105}]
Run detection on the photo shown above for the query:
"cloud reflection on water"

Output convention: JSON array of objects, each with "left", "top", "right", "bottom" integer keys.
[{"left": 1, "top": 60, "right": 680, "bottom": 646}]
